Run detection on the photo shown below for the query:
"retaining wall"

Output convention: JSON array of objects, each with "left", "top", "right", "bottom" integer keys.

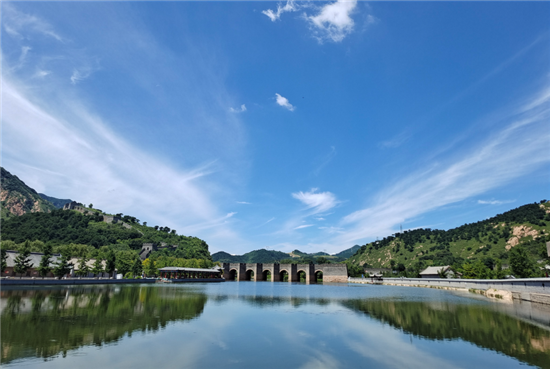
[{"left": 349, "top": 277, "right": 550, "bottom": 305}]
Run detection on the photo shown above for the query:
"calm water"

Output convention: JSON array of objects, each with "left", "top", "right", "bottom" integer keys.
[{"left": 2, "top": 282, "right": 550, "bottom": 369}]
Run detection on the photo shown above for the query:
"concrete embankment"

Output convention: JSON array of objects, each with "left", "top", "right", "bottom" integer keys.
[
  {"left": 349, "top": 277, "right": 550, "bottom": 305},
  {"left": 1, "top": 277, "right": 224, "bottom": 286}
]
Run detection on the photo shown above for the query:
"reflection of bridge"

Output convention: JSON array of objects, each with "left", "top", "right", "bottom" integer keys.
[{"left": 222, "top": 263, "right": 348, "bottom": 283}]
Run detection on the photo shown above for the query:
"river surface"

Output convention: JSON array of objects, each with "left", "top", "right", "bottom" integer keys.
[{"left": 2, "top": 282, "right": 550, "bottom": 368}]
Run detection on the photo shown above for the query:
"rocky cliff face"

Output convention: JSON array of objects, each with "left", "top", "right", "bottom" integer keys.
[{"left": 1, "top": 167, "right": 56, "bottom": 220}]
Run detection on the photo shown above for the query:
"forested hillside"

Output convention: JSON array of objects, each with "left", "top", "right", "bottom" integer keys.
[
  {"left": 1, "top": 208, "right": 211, "bottom": 260},
  {"left": 347, "top": 202, "right": 550, "bottom": 277},
  {"left": 1, "top": 167, "right": 56, "bottom": 220}
]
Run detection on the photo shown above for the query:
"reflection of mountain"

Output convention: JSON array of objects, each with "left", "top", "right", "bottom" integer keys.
[
  {"left": 343, "top": 299, "right": 550, "bottom": 368},
  {"left": 0, "top": 286, "right": 207, "bottom": 364}
]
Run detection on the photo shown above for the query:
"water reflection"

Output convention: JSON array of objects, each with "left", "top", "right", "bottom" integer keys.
[
  {"left": 1, "top": 286, "right": 207, "bottom": 365},
  {"left": 2, "top": 284, "right": 550, "bottom": 368},
  {"left": 343, "top": 298, "right": 550, "bottom": 368}
]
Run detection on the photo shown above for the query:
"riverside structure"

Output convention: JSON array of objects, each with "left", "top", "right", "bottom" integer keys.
[{"left": 222, "top": 263, "right": 348, "bottom": 283}]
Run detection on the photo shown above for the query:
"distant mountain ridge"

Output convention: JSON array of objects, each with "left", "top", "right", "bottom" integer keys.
[
  {"left": 38, "top": 194, "right": 72, "bottom": 209},
  {"left": 212, "top": 245, "right": 360, "bottom": 264},
  {"left": 1, "top": 167, "right": 57, "bottom": 220}
]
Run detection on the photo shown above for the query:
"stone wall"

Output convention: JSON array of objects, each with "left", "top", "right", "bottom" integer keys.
[
  {"left": 349, "top": 277, "right": 550, "bottom": 305},
  {"left": 222, "top": 263, "right": 348, "bottom": 283}
]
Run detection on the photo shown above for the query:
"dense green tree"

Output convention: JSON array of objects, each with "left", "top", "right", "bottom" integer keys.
[
  {"left": 509, "top": 246, "right": 534, "bottom": 278},
  {"left": 53, "top": 253, "right": 72, "bottom": 278},
  {"left": 105, "top": 250, "right": 116, "bottom": 277},
  {"left": 116, "top": 251, "right": 135, "bottom": 276},
  {"left": 91, "top": 257, "right": 104, "bottom": 276},
  {"left": 131, "top": 257, "right": 143, "bottom": 277},
  {"left": 1, "top": 249, "right": 7, "bottom": 273},
  {"left": 13, "top": 241, "right": 33, "bottom": 276},
  {"left": 494, "top": 259, "right": 506, "bottom": 279},
  {"left": 76, "top": 254, "right": 90, "bottom": 277},
  {"left": 37, "top": 243, "right": 53, "bottom": 277}
]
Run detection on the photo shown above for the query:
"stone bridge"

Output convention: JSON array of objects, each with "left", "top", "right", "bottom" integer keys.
[{"left": 222, "top": 263, "right": 348, "bottom": 283}]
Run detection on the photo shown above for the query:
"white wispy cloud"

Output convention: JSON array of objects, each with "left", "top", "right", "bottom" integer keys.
[
  {"left": 312, "top": 146, "right": 336, "bottom": 176},
  {"left": 335, "top": 88, "right": 550, "bottom": 245},
  {"left": 379, "top": 131, "right": 411, "bottom": 149},
  {"left": 275, "top": 93, "right": 295, "bottom": 111},
  {"left": 2, "top": 78, "right": 223, "bottom": 237},
  {"left": 292, "top": 188, "right": 338, "bottom": 215},
  {"left": 308, "top": 0, "right": 357, "bottom": 43},
  {"left": 477, "top": 199, "right": 515, "bottom": 205},
  {"left": 294, "top": 224, "right": 314, "bottom": 230},
  {"left": 262, "top": 0, "right": 299, "bottom": 22},
  {"left": 236, "top": 201, "right": 251, "bottom": 204},
  {"left": 70, "top": 67, "right": 93, "bottom": 85},
  {"left": 2, "top": 4, "right": 64, "bottom": 42},
  {"left": 230, "top": 104, "right": 247, "bottom": 113}
]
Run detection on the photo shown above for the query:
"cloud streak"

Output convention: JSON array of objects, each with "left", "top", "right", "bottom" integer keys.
[
  {"left": 2, "top": 78, "right": 224, "bottom": 238},
  {"left": 292, "top": 188, "right": 338, "bottom": 215},
  {"left": 335, "top": 88, "right": 550, "bottom": 245}
]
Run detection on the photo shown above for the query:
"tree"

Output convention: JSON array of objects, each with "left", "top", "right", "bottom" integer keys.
[
  {"left": 143, "top": 258, "right": 157, "bottom": 277},
  {"left": 76, "top": 254, "right": 90, "bottom": 277},
  {"left": 494, "top": 259, "right": 506, "bottom": 279},
  {"left": 131, "top": 257, "right": 143, "bottom": 277},
  {"left": 14, "top": 241, "right": 33, "bottom": 276},
  {"left": 89, "top": 203, "right": 93, "bottom": 208},
  {"left": 105, "top": 250, "right": 117, "bottom": 277},
  {"left": 91, "top": 257, "right": 104, "bottom": 276},
  {"left": 37, "top": 243, "right": 54, "bottom": 277},
  {"left": 509, "top": 246, "right": 534, "bottom": 278},
  {"left": 53, "top": 253, "right": 72, "bottom": 279},
  {"left": 1, "top": 249, "right": 7, "bottom": 273},
  {"left": 116, "top": 251, "right": 135, "bottom": 276}
]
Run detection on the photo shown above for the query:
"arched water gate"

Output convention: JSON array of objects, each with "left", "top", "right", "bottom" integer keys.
[{"left": 222, "top": 263, "right": 347, "bottom": 283}]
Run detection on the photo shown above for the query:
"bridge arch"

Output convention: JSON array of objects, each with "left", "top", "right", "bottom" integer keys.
[
  {"left": 315, "top": 270, "right": 323, "bottom": 283},
  {"left": 245, "top": 269, "right": 255, "bottom": 281},
  {"left": 262, "top": 270, "right": 271, "bottom": 281},
  {"left": 279, "top": 269, "right": 289, "bottom": 282},
  {"left": 228, "top": 269, "right": 238, "bottom": 281},
  {"left": 297, "top": 269, "right": 307, "bottom": 283}
]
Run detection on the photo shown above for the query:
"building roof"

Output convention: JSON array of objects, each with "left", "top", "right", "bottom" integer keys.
[
  {"left": 419, "top": 266, "right": 450, "bottom": 275},
  {"left": 158, "top": 267, "right": 221, "bottom": 273},
  {"left": 5, "top": 250, "right": 60, "bottom": 268}
]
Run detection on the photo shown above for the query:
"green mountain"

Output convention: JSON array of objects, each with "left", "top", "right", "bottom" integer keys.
[
  {"left": 1, "top": 167, "right": 56, "bottom": 220},
  {"left": 212, "top": 245, "right": 359, "bottom": 264},
  {"left": 334, "top": 245, "right": 361, "bottom": 259},
  {"left": 213, "top": 249, "right": 290, "bottom": 263},
  {"left": 38, "top": 193, "right": 72, "bottom": 209},
  {"left": 1, "top": 209, "right": 211, "bottom": 260},
  {"left": 347, "top": 201, "right": 550, "bottom": 274}
]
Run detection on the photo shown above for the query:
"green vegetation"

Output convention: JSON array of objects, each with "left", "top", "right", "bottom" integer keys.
[
  {"left": 1, "top": 208, "right": 212, "bottom": 262},
  {"left": 347, "top": 201, "right": 550, "bottom": 278},
  {"left": 13, "top": 241, "right": 33, "bottom": 275}
]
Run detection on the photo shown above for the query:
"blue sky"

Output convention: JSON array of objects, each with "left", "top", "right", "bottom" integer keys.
[{"left": 2, "top": 1, "right": 549, "bottom": 255}]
